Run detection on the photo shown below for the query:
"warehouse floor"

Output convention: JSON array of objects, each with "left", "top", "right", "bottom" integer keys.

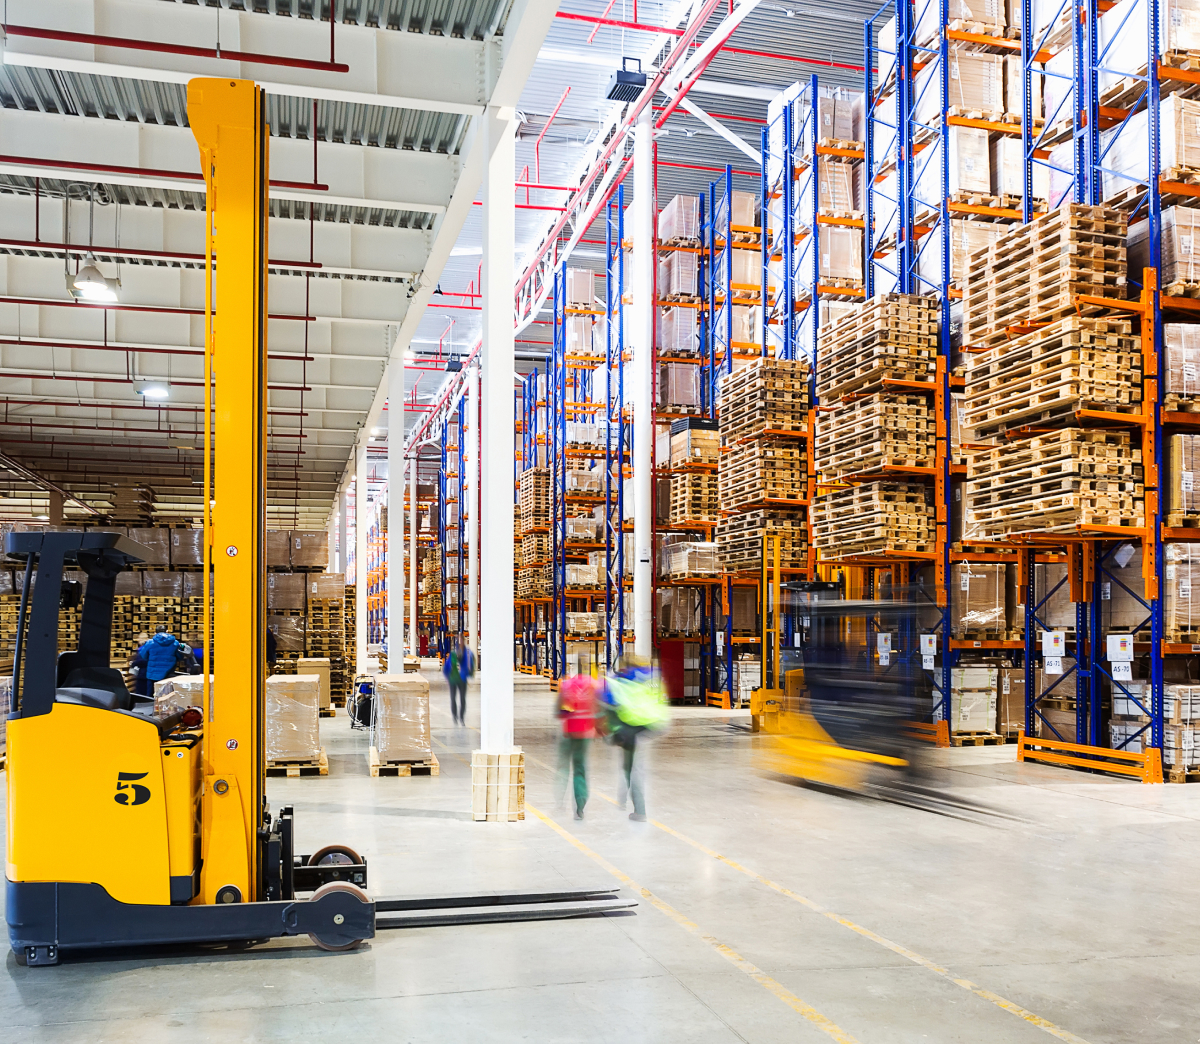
[{"left": 4, "top": 667, "right": 1200, "bottom": 1043}]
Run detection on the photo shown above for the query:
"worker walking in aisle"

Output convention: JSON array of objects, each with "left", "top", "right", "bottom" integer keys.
[
  {"left": 443, "top": 637, "right": 475, "bottom": 725},
  {"left": 130, "top": 624, "right": 190, "bottom": 697},
  {"left": 557, "top": 661, "right": 600, "bottom": 820},
  {"left": 605, "top": 655, "right": 669, "bottom": 822}
]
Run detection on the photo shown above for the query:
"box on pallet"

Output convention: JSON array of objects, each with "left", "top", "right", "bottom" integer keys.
[
  {"left": 566, "top": 315, "right": 594, "bottom": 357},
  {"left": 267, "top": 572, "right": 306, "bottom": 611},
  {"left": 1097, "top": 0, "right": 1200, "bottom": 98},
  {"left": 1165, "top": 324, "right": 1200, "bottom": 399},
  {"left": 268, "top": 613, "right": 306, "bottom": 651},
  {"left": 266, "top": 530, "right": 291, "bottom": 568},
  {"left": 659, "top": 362, "right": 701, "bottom": 409},
  {"left": 1165, "top": 543, "right": 1200, "bottom": 637},
  {"left": 658, "top": 306, "right": 700, "bottom": 355},
  {"left": 1002, "top": 55, "right": 1042, "bottom": 120},
  {"left": 374, "top": 673, "right": 432, "bottom": 761},
  {"left": 566, "top": 611, "right": 602, "bottom": 635},
  {"left": 296, "top": 657, "right": 331, "bottom": 711},
  {"left": 658, "top": 587, "right": 702, "bottom": 634},
  {"left": 914, "top": 125, "right": 990, "bottom": 196},
  {"left": 818, "top": 225, "right": 863, "bottom": 281},
  {"left": 153, "top": 674, "right": 211, "bottom": 715},
  {"left": 658, "top": 194, "right": 700, "bottom": 243},
  {"left": 566, "top": 268, "right": 595, "bottom": 308},
  {"left": 291, "top": 532, "right": 328, "bottom": 569},
  {"left": 670, "top": 420, "right": 720, "bottom": 466},
  {"left": 658, "top": 251, "right": 698, "bottom": 297},
  {"left": 127, "top": 528, "right": 169, "bottom": 566},
  {"left": 914, "top": 0, "right": 1004, "bottom": 44},
  {"left": 1131, "top": 207, "right": 1200, "bottom": 292},
  {"left": 951, "top": 667, "right": 998, "bottom": 732},
  {"left": 951, "top": 563, "right": 1008, "bottom": 636},
  {"left": 169, "top": 529, "right": 202, "bottom": 567},
  {"left": 1169, "top": 435, "right": 1200, "bottom": 521},
  {"left": 663, "top": 542, "right": 719, "bottom": 576},
  {"left": 1103, "top": 97, "right": 1200, "bottom": 199},
  {"left": 990, "top": 136, "right": 1050, "bottom": 200},
  {"left": 998, "top": 667, "right": 1025, "bottom": 735},
  {"left": 265, "top": 674, "right": 321, "bottom": 761},
  {"left": 914, "top": 49, "right": 1003, "bottom": 124}
]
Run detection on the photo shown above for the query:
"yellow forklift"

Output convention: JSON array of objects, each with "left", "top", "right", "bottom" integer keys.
[{"left": 5, "top": 80, "right": 631, "bottom": 966}]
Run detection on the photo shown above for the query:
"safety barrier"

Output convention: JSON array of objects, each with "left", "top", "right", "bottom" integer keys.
[
  {"left": 1016, "top": 732, "right": 1162, "bottom": 784},
  {"left": 904, "top": 719, "right": 950, "bottom": 748}
]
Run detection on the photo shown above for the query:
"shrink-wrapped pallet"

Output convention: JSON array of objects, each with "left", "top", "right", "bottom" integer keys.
[
  {"left": 374, "top": 673, "right": 431, "bottom": 762},
  {"left": 169, "top": 528, "right": 203, "bottom": 567},
  {"left": 144, "top": 572, "right": 183, "bottom": 597},
  {"left": 914, "top": 50, "right": 1003, "bottom": 124},
  {"left": 1002, "top": 55, "right": 1042, "bottom": 120},
  {"left": 998, "top": 668, "right": 1025, "bottom": 736},
  {"left": 566, "top": 267, "right": 595, "bottom": 308},
  {"left": 1130, "top": 206, "right": 1200, "bottom": 290},
  {"left": 990, "top": 135, "right": 1051, "bottom": 199},
  {"left": 816, "top": 93, "right": 856, "bottom": 140},
  {"left": 818, "top": 225, "right": 863, "bottom": 282},
  {"left": 566, "top": 315, "right": 594, "bottom": 357},
  {"left": 308, "top": 572, "right": 345, "bottom": 600},
  {"left": 914, "top": 125, "right": 990, "bottom": 196},
  {"left": 290, "top": 532, "right": 328, "bottom": 569},
  {"left": 950, "top": 667, "right": 998, "bottom": 733},
  {"left": 126, "top": 528, "right": 169, "bottom": 566},
  {"left": 729, "top": 247, "right": 760, "bottom": 288},
  {"left": 265, "top": 674, "right": 321, "bottom": 761},
  {"left": 154, "top": 674, "right": 211, "bottom": 716},
  {"left": 566, "top": 516, "right": 602, "bottom": 543},
  {"left": 658, "top": 194, "right": 700, "bottom": 243},
  {"left": 1102, "top": 96, "right": 1200, "bottom": 199},
  {"left": 915, "top": 0, "right": 1004, "bottom": 42},
  {"left": 731, "top": 305, "right": 761, "bottom": 346},
  {"left": 267, "top": 572, "right": 306, "bottom": 611},
  {"left": 657, "top": 587, "right": 701, "bottom": 634},
  {"left": 566, "top": 563, "right": 600, "bottom": 587},
  {"left": 296, "top": 657, "right": 331, "bottom": 711},
  {"left": 565, "top": 468, "right": 602, "bottom": 494},
  {"left": 670, "top": 423, "right": 720, "bottom": 466},
  {"left": 268, "top": 613, "right": 306, "bottom": 652},
  {"left": 0, "top": 675, "right": 10, "bottom": 757},
  {"left": 659, "top": 362, "right": 701, "bottom": 409},
  {"left": 731, "top": 189, "right": 757, "bottom": 228},
  {"left": 658, "top": 306, "right": 700, "bottom": 355},
  {"left": 1169, "top": 434, "right": 1200, "bottom": 522},
  {"left": 115, "top": 570, "right": 143, "bottom": 595},
  {"left": 658, "top": 251, "right": 698, "bottom": 297},
  {"left": 1165, "top": 324, "right": 1200, "bottom": 400},
  {"left": 951, "top": 563, "right": 1009, "bottom": 637},
  {"left": 566, "top": 611, "right": 602, "bottom": 635},
  {"left": 1097, "top": 0, "right": 1200, "bottom": 97},
  {"left": 663, "top": 541, "right": 719, "bottom": 577}
]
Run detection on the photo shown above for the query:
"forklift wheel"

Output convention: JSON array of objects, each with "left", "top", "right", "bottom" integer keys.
[
  {"left": 307, "top": 881, "right": 370, "bottom": 952},
  {"left": 307, "top": 845, "right": 362, "bottom": 867}
]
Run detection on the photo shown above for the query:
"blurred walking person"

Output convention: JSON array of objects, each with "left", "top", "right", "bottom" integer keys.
[
  {"left": 557, "top": 662, "right": 599, "bottom": 820},
  {"left": 442, "top": 637, "right": 475, "bottom": 725},
  {"left": 605, "top": 655, "right": 668, "bottom": 822}
]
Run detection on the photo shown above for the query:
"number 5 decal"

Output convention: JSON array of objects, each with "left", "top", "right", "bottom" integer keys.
[{"left": 115, "top": 771, "right": 151, "bottom": 806}]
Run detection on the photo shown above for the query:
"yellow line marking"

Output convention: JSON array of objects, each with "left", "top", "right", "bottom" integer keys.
[
  {"left": 589, "top": 794, "right": 1091, "bottom": 1044},
  {"left": 526, "top": 802, "right": 860, "bottom": 1044}
]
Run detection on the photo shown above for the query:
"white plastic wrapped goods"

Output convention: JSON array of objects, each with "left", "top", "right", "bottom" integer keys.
[
  {"left": 154, "top": 675, "right": 211, "bottom": 716},
  {"left": 566, "top": 316, "right": 593, "bottom": 357},
  {"left": 566, "top": 469, "right": 602, "bottom": 493},
  {"left": 990, "top": 135, "right": 1051, "bottom": 199},
  {"left": 731, "top": 304, "right": 762, "bottom": 346},
  {"left": 659, "top": 363, "right": 701, "bottom": 407},
  {"left": 950, "top": 667, "right": 998, "bottom": 732},
  {"left": 265, "top": 674, "right": 321, "bottom": 761},
  {"left": 915, "top": 0, "right": 1004, "bottom": 43},
  {"left": 566, "top": 563, "right": 600, "bottom": 587},
  {"left": 818, "top": 226, "right": 863, "bottom": 281},
  {"left": 731, "top": 189, "right": 757, "bottom": 228},
  {"left": 374, "top": 673, "right": 431, "bottom": 762},
  {"left": 1098, "top": 0, "right": 1200, "bottom": 97},
  {"left": 1130, "top": 207, "right": 1200, "bottom": 287},
  {"left": 913, "top": 126, "right": 990, "bottom": 196},
  {"left": 1165, "top": 324, "right": 1200, "bottom": 396},
  {"left": 566, "top": 516, "right": 602, "bottom": 542},
  {"left": 658, "top": 194, "right": 700, "bottom": 243},
  {"left": 658, "top": 251, "right": 699, "bottom": 297},
  {"left": 1101, "top": 96, "right": 1200, "bottom": 198},
  {"left": 658, "top": 306, "right": 700, "bottom": 355},
  {"left": 1164, "top": 545, "right": 1200, "bottom": 637},
  {"left": 566, "top": 611, "right": 601, "bottom": 634},
  {"left": 914, "top": 50, "right": 1003, "bottom": 124},
  {"left": 1002, "top": 55, "right": 1043, "bottom": 120},
  {"left": 566, "top": 267, "right": 595, "bottom": 307},
  {"left": 730, "top": 248, "right": 759, "bottom": 288},
  {"left": 1170, "top": 434, "right": 1200, "bottom": 516}
]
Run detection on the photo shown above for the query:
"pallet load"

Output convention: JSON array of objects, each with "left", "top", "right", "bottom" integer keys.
[
  {"left": 519, "top": 467, "right": 550, "bottom": 532},
  {"left": 716, "top": 509, "right": 809, "bottom": 571},
  {"left": 1168, "top": 434, "right": 1200, "bottom": 527},
  {"left": 962, "top": 203, "right": 1127, "bottom": 350},
  {"left": 950, "top": 666, "right": 1002, "bottom": 744},
  {"left": 997, "top": 667, "right": 1026, "bottom": 740},
  {"left": 153, "top": 674, "right": 210, "bottom": 715},
  {"left": 1164, "top": 324, "right": 1200, "bottom": 412},
  {"left": 718, "top": 439, "right": 806, "bottom": 511},
  {"left": 951, "top": 563, "right": 1015, "bottom": 640},
  {"left": 815, "top": 394, "right": 934, "bottom": 478},
  {"left": 264, "top": 673, "right": 327, "bottom": 776},
  {"left": 963, "top": 316, "right": 1142, "bottom": 437},
  {"left": 471, "top": 749, "right": 525, "bottom": 822},
  {"left": 965, "top": 430, "right": 1145, "bottom": 539},
  {"left": 370, "top": 673, "right": 438, "bottom": 777},
  {"left": 811, "top": 482, "right": 935, "bottom": 558},
  {"left": 1164, "top": 543, "right": 1200, "bottom": 642},
  {"left": 668, "top": 471, "right": 719, "bottom": 526}
]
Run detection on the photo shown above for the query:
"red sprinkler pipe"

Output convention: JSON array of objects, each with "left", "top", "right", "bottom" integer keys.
[
  {"left": 0, "top": 295, "right": 315, "bottom": 322},
  {"left": 0, "top": 154, "right": 328, "bottom": 191},
  {"left": 0, "top": 236, "right": 322, "bottom": 270}
]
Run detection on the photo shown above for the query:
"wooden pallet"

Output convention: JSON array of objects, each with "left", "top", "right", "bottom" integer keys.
[
  {"left": 318, "top": 706, "right": 336, "bottom": 718},
  {"left": 816, "top": 393, "right": 934, "bottom": 477},
  {"left": 1168, "top": 766, "right": 1200, "bottom": 784},
  {"left": 950, "top": 731, "right": 1005, "bottom": 747},
  {"left": 369, "top": 747, "right": 440, "bottom": 777},
  {"left": 266, "top": 748, "right": 329, "bottom": 778}
]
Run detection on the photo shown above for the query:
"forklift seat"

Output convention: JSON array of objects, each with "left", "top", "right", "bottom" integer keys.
[{"left": 55, "top": 651, "right": 133, "bottom": 711}]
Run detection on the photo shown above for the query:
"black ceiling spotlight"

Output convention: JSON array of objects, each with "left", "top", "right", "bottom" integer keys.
[{"left": 606, "top": 57, "right": 647, "bottom": 102}]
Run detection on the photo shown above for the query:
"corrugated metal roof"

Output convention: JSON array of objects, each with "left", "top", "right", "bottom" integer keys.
[{"left": 178, "top": 0, "right": 509, "bottom": 40}]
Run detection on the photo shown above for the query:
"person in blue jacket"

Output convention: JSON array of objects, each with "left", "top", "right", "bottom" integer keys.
[{"left": 131, "top": 625, "right": 188, "bottom": 697}]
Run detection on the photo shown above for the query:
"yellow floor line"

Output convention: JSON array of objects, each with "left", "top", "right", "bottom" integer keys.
[
  {"left": 527, "top": 802, "right": 861, "bottom": 1044},
  {"left": 590, "top": 793, "right": 1091, "bottom": 1044}
]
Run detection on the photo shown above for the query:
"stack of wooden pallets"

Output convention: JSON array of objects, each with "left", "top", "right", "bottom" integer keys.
[
  {"left": 811, "top": 483, "right": 935, "bottom": 557},
  {"left": 965, "top": 429, "right": 1144, "bottom": 539},
  {"left": 716, "top": 357, "right": 810, "bottom": 572},
  {"left": 519, "top": 467, "right": 550, "bottom": 532},
  {"left": 816, "top": 293, "right": 938, "bottom": 400},
  {"left": 963, "top": 316, "right": 1142, "bottom": 438},
  {"left": 962, "top": 203, "right": 1127, "bottom": 350},
  {"left": 669, "top": 471, "right": 719, "bottom": 525},
  {"left": 815, "top": 394, "right": 934, "bottom": 478}
]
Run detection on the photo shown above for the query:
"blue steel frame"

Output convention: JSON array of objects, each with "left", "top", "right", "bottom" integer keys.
[
  {"left": 550, "top": 265, "right": 568, "bottom": 678},
  {"left": 604, "top": 189, "right": 627, "bottom": 671}
]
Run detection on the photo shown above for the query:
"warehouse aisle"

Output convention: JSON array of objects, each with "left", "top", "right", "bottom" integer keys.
[{"left": 4, "top": 670, "right": 1199, "bottom": 1044}]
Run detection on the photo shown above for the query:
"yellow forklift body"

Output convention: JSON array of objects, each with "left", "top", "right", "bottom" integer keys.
[
  {"left": 161, "top": 734, "right": 203, "bottom": 888},
  {"left": 6, "top": 704, "right": 171, "bottom": 906}
]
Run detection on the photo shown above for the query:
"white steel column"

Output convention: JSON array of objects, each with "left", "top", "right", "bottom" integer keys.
[
  {"left": 355, "top": 439, "right": 370, "bottom": 673},
  {"left": 467, "top": 361, "right": 480, "bottom": 658},
  {"left": 479, "top": 106, "right": 516, "bottom": 754},
  {"left": 387, "top": 361, "right": 405, "bottom": 661},
  {"left": 408, "top": 456, "right": 417, "bottom": 657},
  {"left": 337, "top": 486, "right": 349, "bottom": 575},
  {"left": 632, "top": 104, "right": 655, "bottom": 660}
]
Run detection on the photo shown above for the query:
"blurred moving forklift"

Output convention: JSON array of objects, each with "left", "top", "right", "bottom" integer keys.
[{"left": 5, "top": 79, "right": 632, "bottom": 967}]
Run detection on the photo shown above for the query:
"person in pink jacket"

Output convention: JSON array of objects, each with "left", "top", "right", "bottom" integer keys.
[{"left": 557, "top": 668, "right": 600, "bottom": 820}]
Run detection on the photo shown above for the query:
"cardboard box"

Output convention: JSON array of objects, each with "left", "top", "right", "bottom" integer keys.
[
  {"left": 153, "top": 674, "right": 211, "bottom": 716},
  {"left": 950, "top": 667, "right": 998, "bottom": 732},
  {"left": 818, "top": 225, "right": 863, "bottom": 281},
  {"left": 143, "top": 571, "right": 183, "bottom": 598},
  {"left": 915, "top": 0, "right": 1004, "bottom": 43},
  {"left": 1002, "top": 55, "right": 1042, "bottom": 121},
  {"left": 115, "top": 571, "right": 143, "bottom": 595},
  {"left": 670, "top": 427, "right": 720, "bottom": 467},
  {"left": 269, "top": 614, "right": 306, "bottom": 652},
  {"left": 1165, "top": 324, "right": 1200, "bottom": 397},
  {"left": 266, "top": 531, "right": 291, "bottom": 568},
  {"left": 296, "top": 656, "right": 331, "bottom": 710},
  {"left": 659, "top": 362, "right": 701, "bottom": 408},
  {"left": 914, "top": 50, "right": 1003, "bottom": 124},
  {"left": 658, "top": 194, "right": 700, "bottom": 242},
  {"left": 998, "top": 667, "right": 1026, "bottom": 734},
  {"left": 267, "top": 572, "right": 306, "bottom": 611},
  {"left": 126, "top": 528, "right": 169, "bottom": 566},
  {"left": 658, "top": 306, "right": 700, "bottom": 355},
  {"left": 566, "top": 267, "right": 594, "bottom": 307},
  {"left": 951, "top": 562, "right": 1008, "bottom": 636},
  {"left": 1169, "top": 434, "right": 1200, "bottom": 517},
  {"left": 265, "top": 674, "right": 321, "bottom": 761},
  {"left": 1165, "top": 542, "right": 1200, "bottom": 635},
  {"left": 990, "top": 135, "right": 1051, "bottom": 199},
  {"left": 309, "top": 573, "right": 345, "bottom": 601},
  {"left": 289, "top": 532, "right": 328, "bottom": 570},
  {"left": 170, "top": 528, "right": 203, "bottom": 567},
  {"left": 1104, "top": 97, "right": 1200, "bottom": 199},
  {"left": 374, "top": 673, "right": 432, "bottom": 762},
  {"left": 658, "top": 251, "right": 698, "bottom": 297}
]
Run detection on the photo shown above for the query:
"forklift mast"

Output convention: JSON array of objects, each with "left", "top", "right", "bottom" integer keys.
[{"left": 188, "top": 79, "right": 270, "bottom": 906}]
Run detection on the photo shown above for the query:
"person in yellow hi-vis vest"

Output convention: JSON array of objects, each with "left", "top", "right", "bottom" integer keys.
[{"left": 603, "top": 655, "right": 669, "bottom": 822}]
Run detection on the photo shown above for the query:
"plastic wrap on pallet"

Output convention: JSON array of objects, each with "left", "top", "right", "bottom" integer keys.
[
  {"left": 913, "top": 125, "right": 990, "bottom": 196},
  {"left": 1002, "top": 55, "right": 1042, "bottom": 120},
  {"left": 266, "top": 531, "right": 291, "bottom": 568},
  {"left": 265, "top": 674, "right": 321, "bottom": 761},
  {"left": 1170, "top": 434, "right": 1200, "bottom": 518},
  {"left": 296, "top": 657, "right": 331, "bottom": 710},
  {"left": 1131, "top": 207, "right": 1200, "bottom": 289},
  {"left": 951, "top": 563, "right": 1008, "bottom": 636},
  {"left": 663, "top": 541, "right": 719, "bottom": 576},
  {"left": 731, "top": 304, "right": 762, "bottom": 347},
  {"left": 657, "top": 586, "right": 701, "bottom": 633},
  {"left": 997, "top": 667, "right": 1025, "bottom": 735},
  {"left": 914, "top": 0, "right": 1004, "bottom": 44},
  {"left": 658, "top": 251, "right": 698, "bottom": 297},
  {"left": 659, "top": 362, "right": 701, "bottom": 408},
  {"left": 913, "top": 50, "right": 1003, "bottom": 125},
  {"left": 374, "top": 673, "right": 432, "bottom": 761},
  {"left": 267, "top": 572, "right": 306, "bottom": 611},
  {"left": 731, "top": 189, "right": 757, "bottom": 228},
  {"left": 566, "top": 267, "right": 595, "bottom": 308},
  {"left": 153, "top": 674, "right": 210, "bottom": 716},
  {"left": 566, "top": 563, "right": 600, "bottom": 587},
  {"left": 142, "top": 571, "right": 182, "bottom": 598},
  {"left": 950, "top": 667, "right": 998, "bottom": 732},
  {"left": 1101, "top": 543, "right": 1147, "bottom": 631},
  {"left": 1164, "top": 683, "right": 1200, "bottom": 721},
  {"left": 566, "top": 611, "right": 601, "bottom": 634},
  {"left": 1098, "top": 0, "right": 1200, "bottom": 97},
  {"left": 566, "top": 469, "right": 602, "bottom": 493},
  {"left": 658, "top": 194, "right": 700, "bottom": 242},
  {"left": 729, "top": 247, "right": 759, "bottom": 288},
  {"left": 290, "top": 532, "right": 328, "bottom": 569},
  {"left": 990, "top": 136, "right": 1050, "bottom": 199},
  {"left": 566, "top": 315, "right": 594, "bottom": 357},
  {"left": 816, "top": 92, "right": 855, "bottom": 141},
  {"left": 1102, "top": 96, "right": 1200, "bottom": 199},
  {"left": 169, "top": 528, "right": 203, "bottom": 567},
  {"left": 1165, "top": 324, "right": 1200, "bottom": 400},
  {"left": 658, "top": 306, "right": 701, "bottom": 355},
  {"left": 800, "top": 157, "right": 856, "bottom": 213},
  {"left": 566, "top": 516, "right": 602, "bottom": 543},
  {"left": 126, "top": 528, "right": 169, "bottom": 566},
  {"left": 268, "top": 613, "right": 306, "bottom": 651},
  {"left": 817, "top": 225, "right": 863, "bottom": 282},
  {"left": 114, "top": 570, "right": 143, "bottom": 595}
]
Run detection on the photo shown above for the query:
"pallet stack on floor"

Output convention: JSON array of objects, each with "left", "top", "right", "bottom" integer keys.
[
  {"left": 811, "top": 295, "right": 939, "bottom": 558},
  {"left": 716, "top": 357, "right": 811, "bottom": 573}
]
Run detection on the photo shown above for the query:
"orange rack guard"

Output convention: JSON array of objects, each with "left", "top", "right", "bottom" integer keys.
[
  {"left": 904, "top": 720, "right": 950, "bottom": 748},
  {"left": 1017, "top": 733, "right": 1163, "bottom": 784}
]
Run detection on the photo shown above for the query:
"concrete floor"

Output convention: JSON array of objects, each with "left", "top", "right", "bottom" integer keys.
[{"left": 5, "top": 667, "right": 1200, "bottom": 1044}]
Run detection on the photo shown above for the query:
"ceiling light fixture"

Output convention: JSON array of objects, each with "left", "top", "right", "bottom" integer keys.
[
  {"left": 133, "top": 380, "right": 170, "bottom": 399},
  {"left": 69, "top": 253, "right": 120, "bottom": 302}
]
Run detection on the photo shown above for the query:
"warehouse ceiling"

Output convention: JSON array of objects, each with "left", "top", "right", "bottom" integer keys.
[{"left": 0, "top": 0, "right": 879, "bottom": 527}]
